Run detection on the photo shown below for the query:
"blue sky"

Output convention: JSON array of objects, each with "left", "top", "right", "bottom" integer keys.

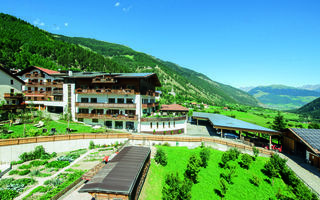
[{"left": 1, "top": 0, "right": 320, "bottom": 88}]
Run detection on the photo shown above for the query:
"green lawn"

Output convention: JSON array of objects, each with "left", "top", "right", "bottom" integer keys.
[
  {"left": 140, "top": 146, "right": 295, "bottom": 200},
  {"left": 0, "top": 120, "right": 105, "bottom": 139}
]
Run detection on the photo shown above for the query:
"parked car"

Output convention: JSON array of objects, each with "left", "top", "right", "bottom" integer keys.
[{"left": 224, "top": 133, "right": 239, "bottom": 139}]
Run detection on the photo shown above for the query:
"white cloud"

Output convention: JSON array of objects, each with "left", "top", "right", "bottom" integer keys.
[
  {"left": 64, "top": 22, "right": 69, "bottom": 27},
  {"left": 115, "top": 2, "right": 120, "bottom": 7},
  {"left": 33, "top": 18, "right": 45, "bottom": 26},
  {"left": 122, "top": 6, "right": 132, "bottom": 12}
]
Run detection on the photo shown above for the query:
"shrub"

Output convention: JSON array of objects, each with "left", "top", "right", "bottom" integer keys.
[
  {"left": 30, "top": 169, "right": 40, "bottom": 176},
  {"left": 46, "top": 161, "right": 70, "bottom": 169},
  {"left": 240, "top": 154, "right": 253, "bottom": 169},
  {"left": 154, "top": 148, "right": 168, "bottom": 166},
  {"left": 228, "top": 148, "right": 241, "bottom": 161},
  {"left": 184, "top": 154, "right": 201, "bottom": 183},
  {"left": 89, "top": 141, "right": 95, "bottom": 150},
  {"left": 30, "top": 160, "right": 48, "bottom": 167},
  {"left": 18, "top": 164, "right": 31, "bottom": 170},
  {"left": 162, "top": 142, "right": 171, "bottom": 147},
  {"left": 18, "top": 169, "right": 31, "bottom": 176},
  {"left": 252, "top": 146, "right": 259, "bottom": 160},
  {"left": 10, "top": 160, "right": 24, "bottom": 165},
  {"left": 19, "top": 145, "right": 50, "bottom": 162},
  {"left": 0, "top": 189, "right": 19, "bottom": 200},
  {"left": 200, "top": 147, "right": 210, "bottom": 168},
  {"left": 219, "top": 178, "right": 228, "bottom": 198},
  {"left": 220, "top": 165, "right": 237, "bottom": 184},
  {"left": 249, "top": 174, "right": 260, "bottom": 186},
  {"left": 9, "top": 170, "right": 19, "bottom": 175},
  {"left": 162, "top": 172, "right": 181, "bottom": 200}
]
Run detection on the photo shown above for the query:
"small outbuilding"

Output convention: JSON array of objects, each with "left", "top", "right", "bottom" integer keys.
[
  {"left": 79, "top": 146, "right": 151, "bottom": 200},
  {"left": 283, "top": 128, "right": 320, "bottom": 168}
]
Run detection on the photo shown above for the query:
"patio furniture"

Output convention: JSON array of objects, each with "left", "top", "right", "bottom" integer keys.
[
  {"left": 42, "top": 128, "right": 47, "bottom": 133},
  {"left": 50, "top": 128, "right": 56, "bottom": 135}
]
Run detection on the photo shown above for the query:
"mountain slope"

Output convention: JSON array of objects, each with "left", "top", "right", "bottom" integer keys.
[
  {"left": 299, "top": 84, "right": 320, "bottom": 93},
  {"left": 55, "top": 36, "right": 259, "bottom": 106},
  {"left": 248, "top": 85, "right": 320, "bottom": 110},
  {"left": 0, "top": 13, "right": 259, "bottom": 106},
  {"left": 296, "top": 97, "right": 320, "bottom": 119}
]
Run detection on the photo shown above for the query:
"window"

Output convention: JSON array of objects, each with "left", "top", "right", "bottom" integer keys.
[
  {"left": 169, "top": 122, "right": 170, "bottom": 128},
  {"left": 81, "top": 98, "right": 89, "bottom": 103},
  {"left": 78, "top": 118, "right": 84, "bottom": 122},
  {"left": 108, "top": 98, "right": 115, "bottom": 103},
  {"left": 12, "top": 100, "right": 16, "bottom": 105},
  {"left": 126, "top": 98, "right": 134, "bottom": 104},
  {"left": 79, "top": 108, "right": 89, "bottom": 113},
  {"left": 142, "top": 99, "right": 148, "bottom": 104},
  {"left": 157, "top": 122, "right": 159, "bottom": 129},
  {"left": 92, "top": 119, "right": 98, "bottom": 123},
  {"left": 127, "top": 85, "right": 135, "bottom": 90},
  {"left": 163, "top": 122, "right": 165, "bottom": 128},
  {"left": 34, "top": 97, "right": 38, "bottom": 101},
  {"left": 105, "top": 121, "right": 112, "bottom": 128},
  {"left": 47, "top": 79, "right": 51, "bottom": 82},
  {"left": 174, "top": 121, "right": 176, "bottom": 127},
  {"left": 117, "top": 98, "right": 124, "bottom": 104},
  {"left": 10, "top": 89, "right": 14, "bottom": 93},
  {"left": 115, "top": 121, "right": 123, "bottom": 129},
  {"left": 10, "top": 80, "right": 13, "bottom": 85},
  {"left": 91, "top": 98, "right": 97, "bottom": 103},
  {"left": 112, "top": 85, "right": 120, "bottom": 89},
  {"left": 150, "top": 122, "right": 152, "bottom": 128},
  {"left": 28, "top": 87, "right": 32, "bottom": 91}
]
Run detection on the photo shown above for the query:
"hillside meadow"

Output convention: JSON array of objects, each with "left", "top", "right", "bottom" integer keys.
[{"left": 140, "top": 146, "right": 295, "bottom": 200}]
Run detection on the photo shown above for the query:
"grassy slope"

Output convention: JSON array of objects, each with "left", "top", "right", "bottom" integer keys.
[
  {"left": 140, "top": 146, "right": 294, "bottom": 200},
  {"left": 296, "top": 97, "right": 320, "bottom": 120}
]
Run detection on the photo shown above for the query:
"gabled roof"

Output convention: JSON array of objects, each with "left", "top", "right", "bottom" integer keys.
[
  {"left": 161, "top": 104, "right": 189, "bottom": 112},
  {"left": 0, "top": 66, "right": 25, "bottom": 84},
  {"left": 16, "top": 66, "right": 60, "bottom": 76},
  {"left": 289, "top": 128, "right": 320, "bottom": 155},
  {"left": 79, "top": 146, "right": 151, "bottom": 195},
  {"left": 34, "top": 66, "right": 59, "bottom": 75}
]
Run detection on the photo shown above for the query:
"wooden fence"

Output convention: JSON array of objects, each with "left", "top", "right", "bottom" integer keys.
[{"left": 0, "top": 134, "right": 273, "bottom": 155}]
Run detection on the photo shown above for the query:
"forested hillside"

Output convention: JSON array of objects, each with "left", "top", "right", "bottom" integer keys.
[
  {"left": 56, "top": 36, "right": 259, "bottom": 106},
  {"left": 296, "top": 97, "right": 320, "bottom": 120},
  {"left": 249, "top": 85, "right": 320, "bottom": 110},
  {"left": 0, "top": 13, "right": 259, "bottom": 106}
]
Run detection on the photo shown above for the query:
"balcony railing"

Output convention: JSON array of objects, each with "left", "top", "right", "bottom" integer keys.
[
  {"left": 141, "top": 116, "right": 187, "bottom": 122},
  {"left": 25, "top": 82, "right": 63, "bottom": 88},
  {"left": 1, "top": 104, "right": 26, "bottom": 110},
  {"left": 52, "top": 90, "right": 63, "bottom": 95},
  {"left": 76, "top": 113, "right": 137, "bottom": 120},
  {"left": 142, "top": 102, "right": 159, "bottom": 108},
  {"left": 75, "top": 102, "right": 136, "bottom": 109},
  {"left": 75, "top": 88, "right": 137, "bottom": 95},
  {"left": 92, "top": 78, "right": 117, "bottom": 83},
  {"left": 4, "top": 93, "right": 24, "bottom": 99}
]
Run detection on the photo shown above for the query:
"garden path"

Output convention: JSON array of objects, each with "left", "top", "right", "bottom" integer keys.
[
  {"left": 16, "top": 150, "right": 93, "bottom": 200},
  {"left": 279, "top": 153, "right": 320, "bottom": 196}
]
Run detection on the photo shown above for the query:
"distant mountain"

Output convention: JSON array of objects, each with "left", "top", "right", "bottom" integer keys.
[
  {"left": 248, "top": 85, "right": 320, "bottom": 110},
  {"left": 296, "top": 97, "right": 320, "bottom": 119},
  {"left": 299, "top": 84, "right": 320, "bottom": 93},
  {"left": 0, "top": 13, "right": 259, "bottom": 106},
  {"left": 239, "top": 86, "right": 255, "bottom": 92}
]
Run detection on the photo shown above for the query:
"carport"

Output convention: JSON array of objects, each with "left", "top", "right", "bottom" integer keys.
[{"left": 192, "top": 112, "right": 280, "bottom": 149}]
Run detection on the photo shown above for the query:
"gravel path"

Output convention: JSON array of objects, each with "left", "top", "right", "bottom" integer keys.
[
  {"left": 279, "top": 153, "right": 320, "bottom": 196},
  {"left": 16, "top": 150, "right": 93, "bottom": 200}
]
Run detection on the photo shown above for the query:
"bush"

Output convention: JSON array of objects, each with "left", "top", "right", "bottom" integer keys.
[
  {"left": 252, "top": 146, "right": 259, "bottom": 160},
  {"left": 0, "top": 189, "right": 19, "bottom": 200},
  {"left": 46, "top": 161, "right": 70, "bottom": 169},
  {"left": 18, "top": 169, "right": 31, "bottom": 176},
  {"left": 10, "top": 160, "right": 23, "bottom": 165},
  {"left": 184, "top": 154, "right": 201, "bottom": 183},
  {"left": 249, "top": 174, "right": 260, "bottom": 186},
  {"left": 30, "top": 160, "right": 48, "bottom": 167},
  {"left": 89, "top": 141, "right": 95, "bottom": 150},
  {"left": 162, "top": 142, "right": 171, "bottom": 147},
  {"left": 200, "top": 148, "right": 210, "bottom": 168},
  {"left": 220, "top": 165, "right": 237, "bottom": 184},
  {"left": 19, "top": 145, "right": 50, "bottom": 162},
  {"left": 154, "top": 148, "right": 168, "bottom": 166},
  {"left": 18, "top": 164, "right": 31, "bottom": 170},
  {"left": 162, "top": 172, "right": 193, "bottom": 200},
  {"left": 240, "top": 154, "right": 253, "bottom": 169},
  {"left": 228, "top": 148, "right": 241, "bottom": 160},
  {"left": 9, "top": 170, "right": 19, "bottom": 175}
]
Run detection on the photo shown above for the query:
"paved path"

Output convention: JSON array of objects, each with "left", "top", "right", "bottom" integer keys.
[
  {"left": 279, "top": 153, "right": 320, "bottom": 196},
  {"left": 16, "top": 150, "right": 93, "bottom": 200}
]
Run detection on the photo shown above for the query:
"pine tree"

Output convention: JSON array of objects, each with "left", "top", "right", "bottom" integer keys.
[{"left": 271, "top": 111, "right": 287, "bottom": 131}]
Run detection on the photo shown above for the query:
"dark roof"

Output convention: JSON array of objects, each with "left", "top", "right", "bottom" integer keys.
[
  {"left": 0, "top": 66, "right": 25, "bottom": 84},
  {"left": 289, "top": 128, "right": 320, "bottom": 154},
  {"left": 79, "top": 146, "right": 151, "bottom": 195},
  {"left": 161, "top": 104, "right": 189, "bottom": 112},
  {"left": 16, "top": 66, "right": 60, "bottom": 76},
  {"left": 193, "top": 112, "right": 280, "bottom": 135}
]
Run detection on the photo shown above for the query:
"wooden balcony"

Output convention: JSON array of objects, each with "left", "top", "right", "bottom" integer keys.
[
  {"left": 52, "top": 90, "right": 63, "bottom": 95},
  {"left": 25, "top": 82, "right": 63, "bottom": 88},
  {"left": 142, "top": 102, "right": 159, "bottom": 108},
  {"left": 25, "top": 73, "right": 45, "bottom": 78},
  {"left": 141, "top": 116, "right": 187, "bottom": 122},
  {"left": 23, "top": 90, "right": 51, "bottom": 96},
  {"left": 1, "top": 104, "right": 26, "bottom": 110},
  {"left": 75, "top": 102, "right": 136, "bottom": 109},
  {"left": 75, "top": 88, "right": 137, "bottom": 95},
  {"left": 4, "top": 93, "right": 24, "bottom": 99},
  {"left": 76, "top": 113, "right": 138, "bottom": 121}
]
